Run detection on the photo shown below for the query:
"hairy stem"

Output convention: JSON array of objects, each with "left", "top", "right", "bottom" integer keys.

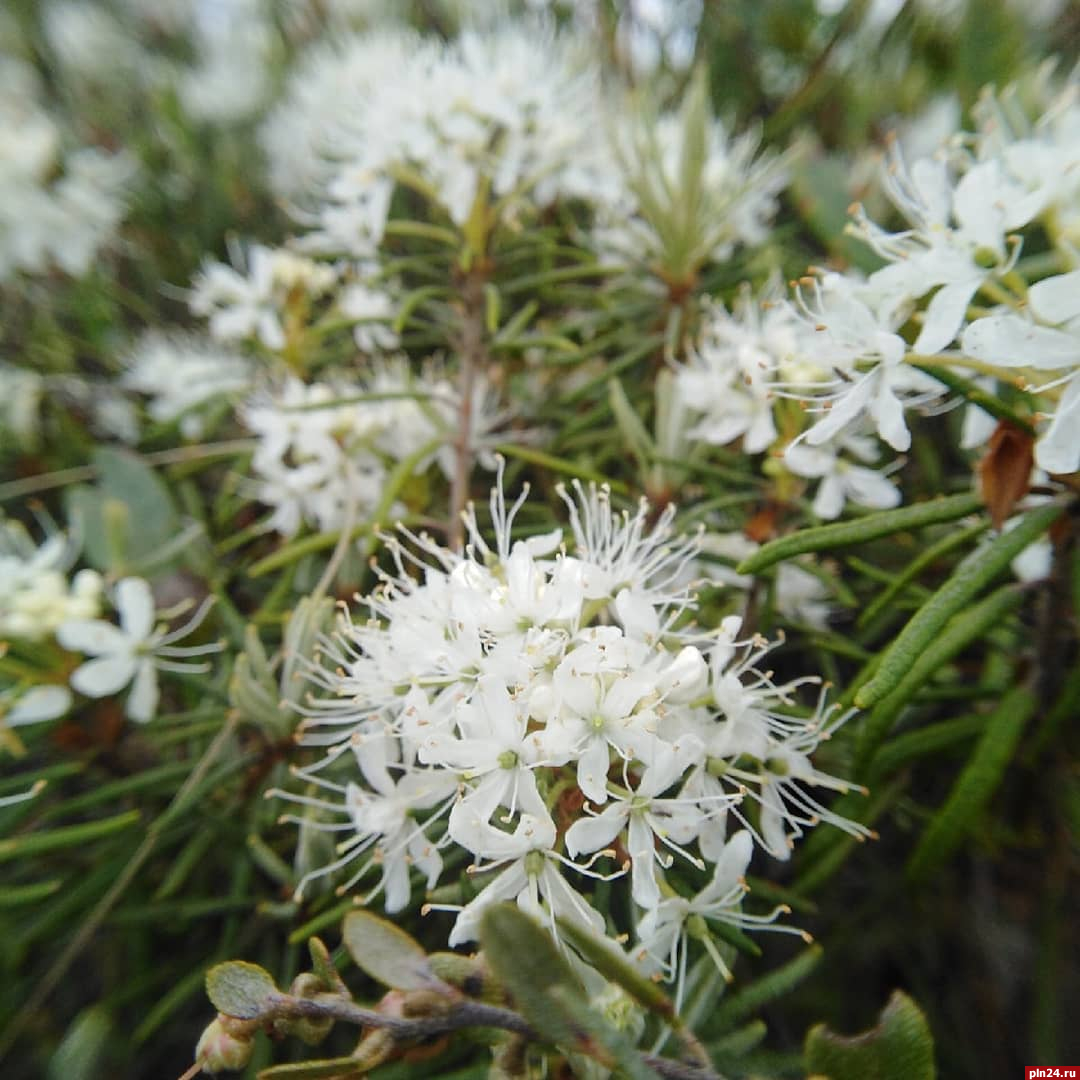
[{"left": 269, "top": 992, "right": 725, "bottom": 1080}]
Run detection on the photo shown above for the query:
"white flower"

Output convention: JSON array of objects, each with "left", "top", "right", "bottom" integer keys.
[
  {"left": 242, "top": 366, "right": 447, "bottom": 536},
  {"left": 961, "top": 269, "right": 1080, "bottom": 474},
  {"left": 788, "top": 273, "right": 944, "bottom": 452},
  {"left": 0, "top": 520, "right": 103, "bottom": 641},
  {"left": 338, "top": 283, "right": 400, "bottom": 351},
  {"left": 675, "top": 282, "right": 799, "bottom": 454},
  {"left": 123, "top": 333, "right": 253, "bottom": 439},
  {"left": 57, "top": 578, "right": 218, "bottom": 723},
  {"left": 636, "top": 830, "right": 804, "bottom": 1004},
  {"left": 0, "top": 58, "right": 133, "bottom": 281},
  {"left": 851, "top": 147, "right": 1036, "bottom": 353},
  {"left": 190, "top": 243, "right": 337, "bottom": 351},
  {"left": 785, "top": 434, "right": 902, "bottom": 520},
  {"left": 176, "top": 1, "right": 275, "bottom": 125},
  {"left": 565, "top": 733, "right": 707, "bottom": 909}
]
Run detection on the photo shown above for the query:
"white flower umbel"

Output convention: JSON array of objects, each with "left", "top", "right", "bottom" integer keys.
[
  {"left": 0, "top": 519, "right": 103, "bottom": 642},
  {"left": 190, "top": 242, "right": 337, "bottom": 351},
  {"left": 57, "top": 577, "right": 219, "bottom": 723},
  {"left": 0, "top": 58, "right": 133, "bottom": 281},
  {"left": 123, "top": 332, "right": 254, "bottom": 440},
  {"left": 277, "top": 467, "right": 866, "bottom": 974},
  {"left": 264, "top": 25, "right": 603, "bottom": 252},
  {"left": 675, "top": 281, "right": 802, "bottom": 455}
]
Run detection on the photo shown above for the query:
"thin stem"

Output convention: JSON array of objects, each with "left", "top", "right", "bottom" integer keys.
[{"left": 448, "top": 269, "right": 489, "bottom": 550}]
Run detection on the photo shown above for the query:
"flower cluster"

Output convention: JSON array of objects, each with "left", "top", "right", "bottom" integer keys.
[
  {"left": 671, "top": 68, "right": 1080, "bottom": 523},
  {"left": 674, "top": 278, "right": 904, "bottom": 519},
  {"left": 276, "top": 472, "right": 869, "bottom": 988},
  {"left": 0, "top": 519, "right": 103, "bottom": 642},
  {"left": 264, "top": 25, "right": 605, "bottom": 253},
  {"left": 790, "top": 70, "right": 1080, "bottom": 474},
  {"left": 123, "top": 333, "right": 254, "bottom": 440},
  {"left": 0, "top": 520, "right": 217, "bottom": 729},
  {"left": 0, "top": 57, "right": 133, "bottom": 281},
  {"left": 242, "top": 362, "right": 508, "bottom": 537}
]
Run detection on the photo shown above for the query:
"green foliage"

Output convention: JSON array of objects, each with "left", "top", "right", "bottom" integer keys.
[{"left": 804, "top": 990, "right": 935, "bottom": 1080}]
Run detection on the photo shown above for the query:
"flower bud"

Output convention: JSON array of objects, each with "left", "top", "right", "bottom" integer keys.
[{"left": 195, "top": 1016, "right": 254, "bottom": 1074}]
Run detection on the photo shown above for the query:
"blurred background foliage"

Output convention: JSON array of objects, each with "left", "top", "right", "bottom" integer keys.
[{"left": 0, "top": 1, "right": 1078, "bottom": 1078}]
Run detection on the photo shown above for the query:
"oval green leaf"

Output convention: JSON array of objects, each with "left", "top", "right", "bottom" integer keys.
[
  {"left": 341, "top": 909, "right": 439, "bottom": 992},
  {"left": 206, "top": 961, "right": 278, "bottom": 1020}
]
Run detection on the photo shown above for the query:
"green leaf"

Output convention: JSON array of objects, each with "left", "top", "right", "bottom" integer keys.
[
  {"left": 869, "top": 715, "right": 983, "bottom": 778},
  {"left": 64, "top": 447, "right": 181, "bottom": 575},
  {"left": 479, "top": 905, "right": 587, "bottom": 1049},
  {"left": 711, "top": 945, "right": 823, "bottom": 1031},
  {"left": 854, "top": 583, "right": 1025, "bottom": 772},
  {"left": 906, "top": 685, "right": 1036, "bottom": 882},
  {"left": 555, "top": 916, "right": 675, "bottom": 1021},
  {"left": 0, "top": 809, "right": 141, "bottom": 863},
  {"left": 206, "top": 961, "right": 279, "bottom": 1020},
  {"left": 479, "top": 906, "right": 660, "bottom": 1079},
  {"left": 47, "top": 1005, "right": 111, "bottom": 1080},
  {"left": 855, "top": 502, "right": 1063, "bottom": 708},
  {"left": 342, "top": 909, "right": 443, "bottom": 992},
  {"left": 804, "top": 990, "right": 935, "bottom": 1080},
  {"left": 735, "top": 493, "right": 983, "bottom": 575},
  {"left": 857, "top": 522, "right": 989, "bottom": 632}
]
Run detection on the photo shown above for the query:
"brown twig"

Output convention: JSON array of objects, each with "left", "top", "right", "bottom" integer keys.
[{"left": 448, "top": 269, "right": 489, "bottom": 551}]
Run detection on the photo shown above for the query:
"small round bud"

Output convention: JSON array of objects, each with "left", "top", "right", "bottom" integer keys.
[{"left": 196, "top": 1016, "right": 254, "bottom": 1074}]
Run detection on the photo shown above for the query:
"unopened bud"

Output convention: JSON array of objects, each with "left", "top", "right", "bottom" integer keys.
[{"left": 196, "top": 1016, "right": 254, "bottom": 1074}]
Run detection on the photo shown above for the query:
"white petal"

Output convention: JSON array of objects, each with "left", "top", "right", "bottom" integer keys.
[
  {"left": 1035, "top": 374, "right": 1080, "bottom": 475},
  {"left": 565, "top": 804, "right": 627, "bottom": 856},
  {"left": 628, "top": 816, "right": 661, "bottom": 909},
  {"left": 116, "top": 577, "right": 155, "bottom": 640},
  {"left": 7, "top": 685, "right": 72, "bottom": 727},
  {"left": 870, "top": 384, "right": 911, "bottom": 452},
  {"left": 812, "top": 474, "right": 845, "bottom": 520},
  {"left": 962, "top": 316, "right": 1079, "bottom": 370},
  {"left": 447, "top": 861, "right": 528, "bottom": 947},
  {"left": 576, "top": 738, "right": 612, "bottom": 805},
  {"left": 56, "top": 619, "right": 129, "bottom": 656},
  {"left": 126, "top": 660, "right": 159, "bottom": 722},
  {"left": 70, "top": 654, "right": 137, "bottom": 698},
  {"left": 1029, "top": 270, "right": 1080, "bottom": 325},
  {"left": 845, "top": 467, "right": 901, "bottom": 510},
  {"left": 914, "top": 279, "right": 978, "bottom": 355}
]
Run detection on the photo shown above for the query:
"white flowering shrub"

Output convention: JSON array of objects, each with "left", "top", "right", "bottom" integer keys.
[{"left": 0, "top": 4, "right": 1077, "bottom": 1080}]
